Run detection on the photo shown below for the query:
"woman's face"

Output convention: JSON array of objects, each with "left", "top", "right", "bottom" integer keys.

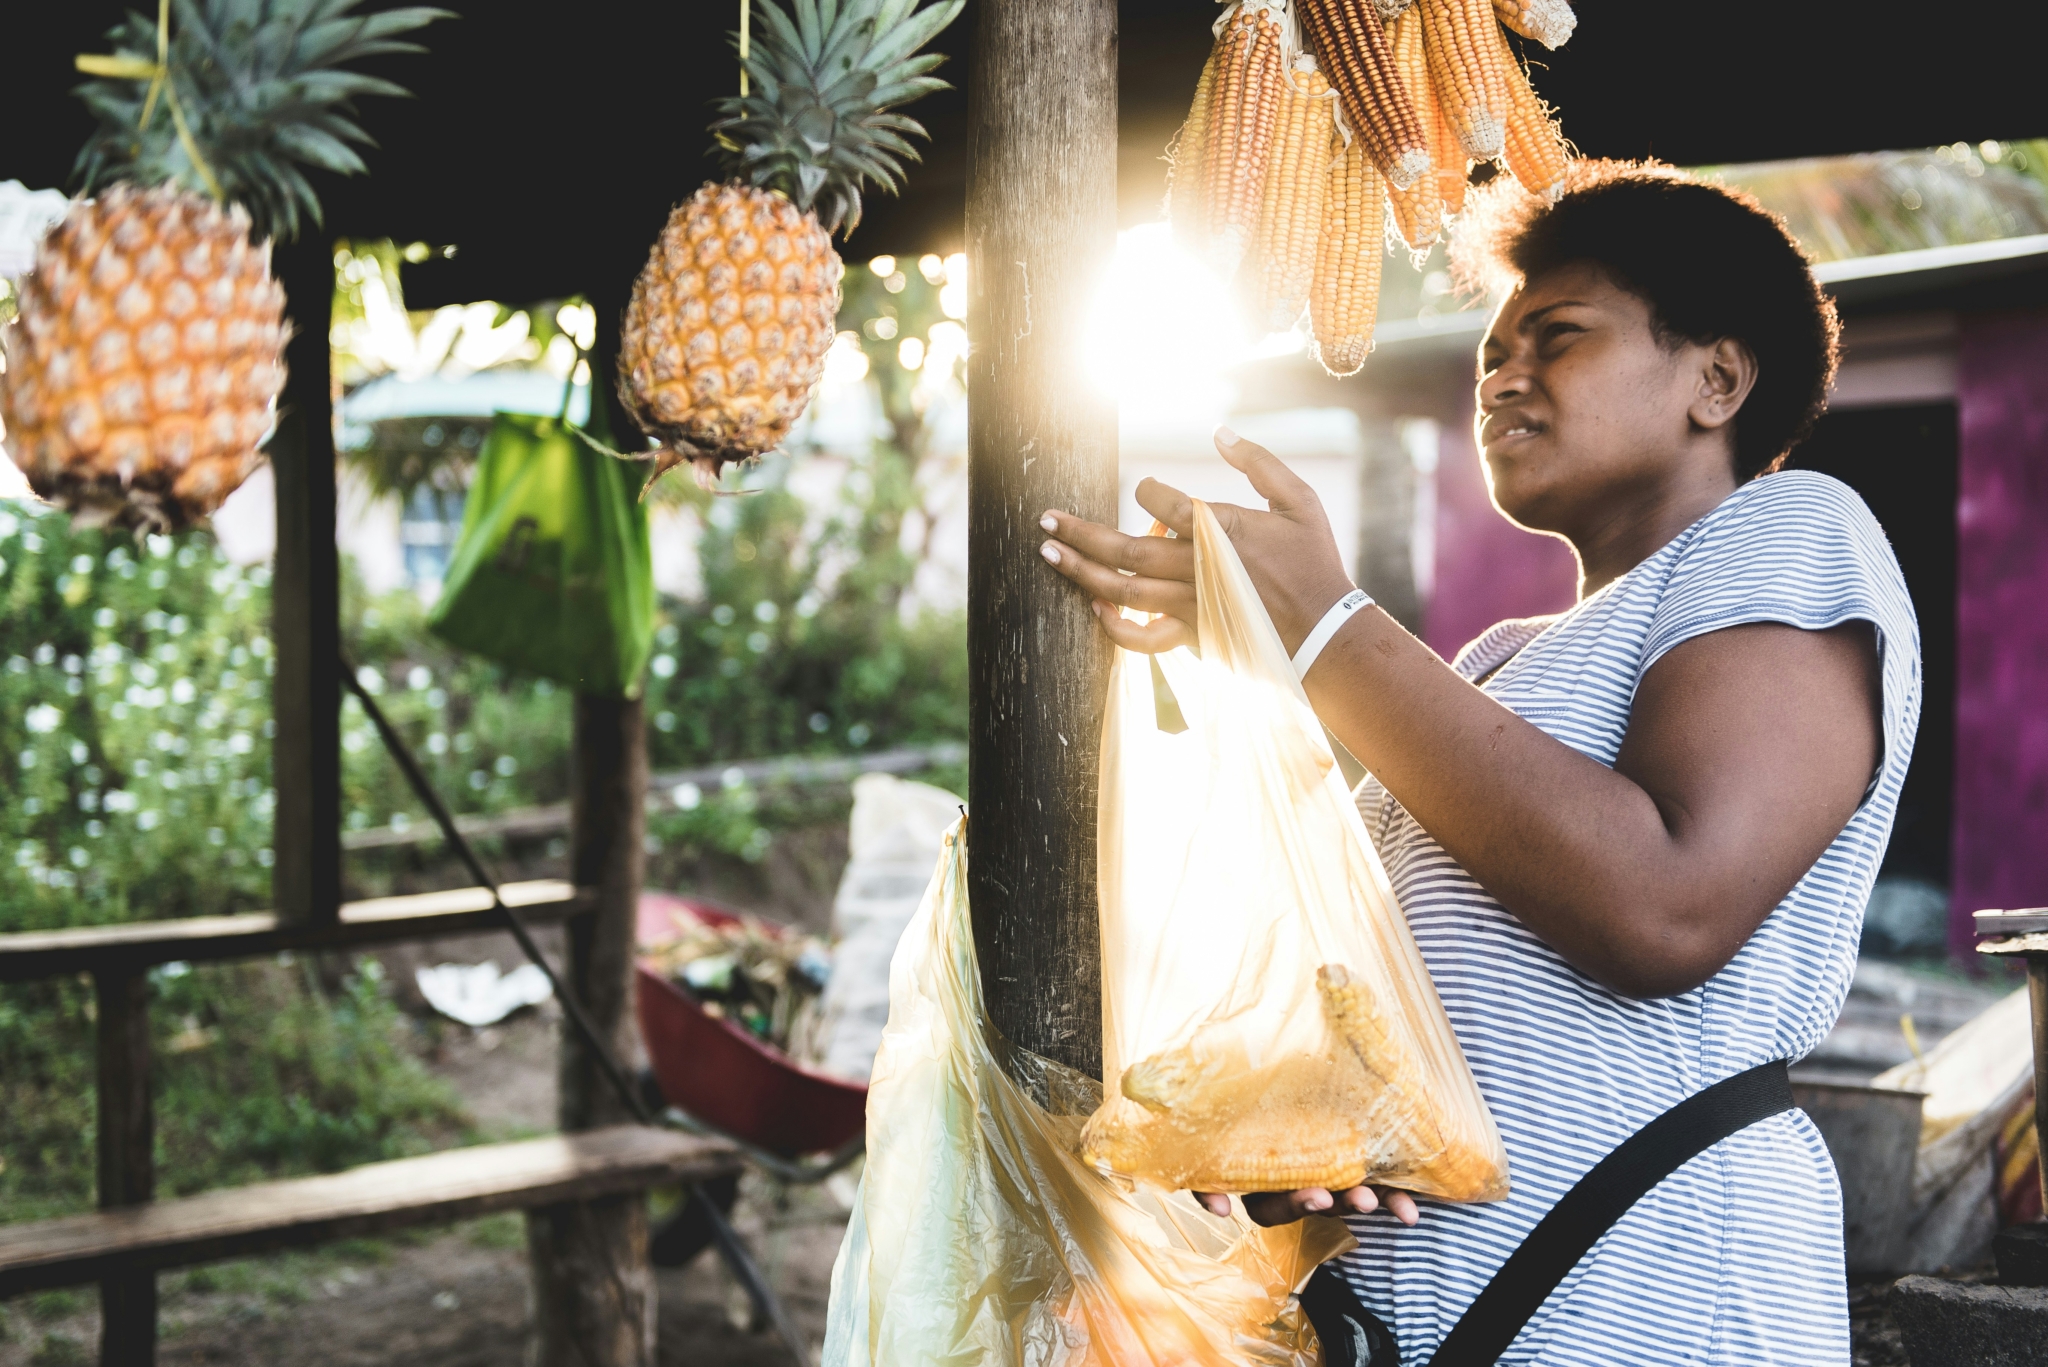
[{"left": 1475, "top": 261, "right": 1727, "bottom": 537}]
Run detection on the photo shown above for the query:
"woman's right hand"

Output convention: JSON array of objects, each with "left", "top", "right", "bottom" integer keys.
[
  {"left": 1037, "top": 427, "right": 1358, "bottom": 658},
  {"left": 1195, "top": 1186, "right": 1421, "bottom": 1226}
]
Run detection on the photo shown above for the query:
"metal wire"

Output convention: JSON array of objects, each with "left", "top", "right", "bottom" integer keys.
[{"left": 340, "top": 655, "right": 811, "bottom": 1365}]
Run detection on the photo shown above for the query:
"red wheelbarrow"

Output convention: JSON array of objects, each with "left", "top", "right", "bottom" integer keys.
[
  {"left": 634, "top": 892, "right": 869, "bottom": 1270},
  {"left": 634, "top": 891, "right": 868, "bottom": 1165}
]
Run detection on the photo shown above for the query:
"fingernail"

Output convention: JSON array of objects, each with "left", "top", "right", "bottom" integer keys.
[
  {"left": 1307, "top": 1194, "right": 1331, "bottom": 1211},
  {"left": 1214, "top": 424, "right": 1238, "bottom": 447},
  {"left": 1040, "top": 542, "right": 1060, "bottom": 565},
  {"left": 1039, "top": 512, "right": 1058, "bottom": 532}
]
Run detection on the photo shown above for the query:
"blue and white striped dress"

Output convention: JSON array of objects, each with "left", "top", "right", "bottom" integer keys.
[{"left": 1339, "top": 470, "right": 1921, "bottom": 1365}]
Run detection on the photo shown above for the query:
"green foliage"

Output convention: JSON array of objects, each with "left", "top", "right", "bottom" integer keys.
[
  {"left": 27, "top": 1292, "right": 82, "bottom": 1324},
  {"left": 1708, "top": 140, "right": 2048, "bottom": 264},
  {"left": 73, "top": 0, "right": 449, "bottom": 239},
  {"left": 30, "top": 1332, "right": 88, "bottom": 1367},
  {"left": 0, "top": 955, "right": 464, "bottom": 1221},
  {"left": 642, "top": 466, "right": 965, "bottom": 774},
  {"left": 341, "top": 570, "right": 572, "bottom": 843},
  {"left": 0, "top": 507, "right": 276, "bottom": 931}
]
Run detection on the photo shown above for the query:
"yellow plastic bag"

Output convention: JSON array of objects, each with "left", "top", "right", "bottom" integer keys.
[
  {"left": 822, "top": 820, "right": 1351, "bottom": 1366},
  {"left": 1080, "top": 501, "right": 1510, "bottom": 1202}
]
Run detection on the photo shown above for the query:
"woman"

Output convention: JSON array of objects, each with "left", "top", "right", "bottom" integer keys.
[{"left": 1037, "top": 162, "right": 1919, "bottom": 1364}]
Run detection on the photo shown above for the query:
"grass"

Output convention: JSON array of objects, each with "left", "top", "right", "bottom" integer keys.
[
  {"left": 25, "top": 1292, "right": 81, "bottom": 1323},
  {"left": 0, "top": 956, "right": 469, "bottom": 1226},
  {"left": 465, "top": 1212, "right": 526, "bottom": 1251},
  {"left": 29, "top": 1333, "right": 89, "bottom": 1367}
]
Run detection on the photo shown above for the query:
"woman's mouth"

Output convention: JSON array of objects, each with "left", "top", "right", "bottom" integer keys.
[{"left": 1487, "top": 422, "right": 1542, "bottom": 447}]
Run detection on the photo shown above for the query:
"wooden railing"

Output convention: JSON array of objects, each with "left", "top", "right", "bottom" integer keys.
[{"left": 0, "top": 881, "right": 590, "bottom": 1364}]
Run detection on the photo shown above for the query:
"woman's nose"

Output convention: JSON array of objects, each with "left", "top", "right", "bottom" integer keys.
[{"left": 1479, "top": 363, "right": 1527, "bottom": 410}]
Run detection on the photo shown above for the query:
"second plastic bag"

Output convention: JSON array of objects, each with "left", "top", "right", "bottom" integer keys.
[
  {"left": 823, "top": 821, "right": 1350, "bottom": 1366},
  {"left": 1079, "top": 501, "right": 1510, "bottom": 1202}
]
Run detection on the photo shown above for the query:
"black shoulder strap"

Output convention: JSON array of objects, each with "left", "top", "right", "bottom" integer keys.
[{"left": 1427, "top": 1059, "right": 1794, "bottom": 1367}]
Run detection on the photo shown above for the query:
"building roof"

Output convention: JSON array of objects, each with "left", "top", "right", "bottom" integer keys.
[{"left": 1367, "top": 232, "right": 2048, "bottom": 363}]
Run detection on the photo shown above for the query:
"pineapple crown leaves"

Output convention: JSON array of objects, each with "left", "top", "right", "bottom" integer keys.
[
  {"left": 72, "top": 0, "right": 450, "bottom": 242},
  {"left": 711, "top": 0, "right": 964, "bottom": 237}
]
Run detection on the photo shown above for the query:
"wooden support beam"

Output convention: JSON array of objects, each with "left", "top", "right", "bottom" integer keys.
[
  {"left": 94, "top": 966, "right": 154, "bottom": 1367},
  {"left": 529, "top": 694, "right": 653, "bottom": 1365},
  {"left": 964, "top": 0, "right": 1120, "bottom": 1079},
  {"left": 269, "top": 236, "right": 343, "bottom": 930}
]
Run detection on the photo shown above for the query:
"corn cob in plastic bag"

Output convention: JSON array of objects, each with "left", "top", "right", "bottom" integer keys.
[{"left": 1080, "top": 501, "right": 1511, "bottom": 1203}]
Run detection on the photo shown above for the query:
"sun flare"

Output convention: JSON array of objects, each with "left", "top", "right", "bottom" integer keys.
[{"left": 1081, "top": 223, "right": 1302, "bottom": 425}]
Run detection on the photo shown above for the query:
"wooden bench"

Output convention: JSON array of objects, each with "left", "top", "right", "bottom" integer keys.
[
  {"left": 0, "top": 880, "right": 739, "bottom": 1364},
  {"left": 0, "top": 1126, "right": 738, "bottom": 1298}
]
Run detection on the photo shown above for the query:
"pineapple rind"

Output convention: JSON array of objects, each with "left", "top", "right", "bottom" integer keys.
[
  {"left": 0, "top": 185, "right": 286, "bottom": 534},
  {"left": 618, "top": 184, "right": 842, "bottom": 479}
]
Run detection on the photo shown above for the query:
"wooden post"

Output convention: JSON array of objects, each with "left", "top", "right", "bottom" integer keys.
[
  {"left": 528, "top": 694, "right": 653, "bottom": 1364},
  {"left": 964, "top": 0, "right": 1120, "bottom": 1079},
  {"left": 268, "top": 237, "right": 343, "bottom": 928},
  {"left": 94, "top": 965, "right": 154, "bottom": 1367}
]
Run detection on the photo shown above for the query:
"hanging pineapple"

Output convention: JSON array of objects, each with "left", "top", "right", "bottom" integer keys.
[
  {"left": 618, "top": 0, "right": 963, "bottom": 493},
  {"left": 0, "top": 0, "right": 443, "bottom": 534}
]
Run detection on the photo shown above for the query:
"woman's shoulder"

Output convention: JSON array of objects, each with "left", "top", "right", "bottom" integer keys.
[
  {"left": 1641, "top": 466, "right": 1919, "bottom": 673},
  {"left": 1701, "top": 468, "right": 1888, "bottom": 548},
  {"left": 1653, "top": 468, "right": 1904, "bottom": 600}
]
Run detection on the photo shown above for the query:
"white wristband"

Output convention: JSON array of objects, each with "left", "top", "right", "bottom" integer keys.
[{"left": 1290, "top": 589, "right": 1374, "bottom": 680}]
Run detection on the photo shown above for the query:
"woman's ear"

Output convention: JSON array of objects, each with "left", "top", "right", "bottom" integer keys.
[{"left": 1689, "top": 336, "right": 1758, "bottom": 433}]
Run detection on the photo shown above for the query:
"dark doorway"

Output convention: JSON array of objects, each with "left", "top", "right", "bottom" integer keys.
[{"left": 1784, "top": 403, "right": 1957, "bottom": 887}]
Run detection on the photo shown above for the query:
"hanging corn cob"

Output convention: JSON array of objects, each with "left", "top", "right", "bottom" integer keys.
[
  {"left": 1492, "top": 0, "right": 1576, "bottom": 48},
  {"left": 1199, "top": 3, "right": 1287, "bottom": 274},
  {"left": 1310, "top": 126, "right": 1382, "bottom": 377},
  {"left": 1433, "top": 84, "right": 1472, "bottom": 216},
  {"left": 1154, "top": 0, "right": 1577, "bottom": 372},
  {"left": 1382, "top": 11, "right": 1442, "bottom": 253},
  {"left": 1502, "top": 54, "right": 1568, "bottom": 201},
  {"left": 1297, "top": 0, "right": 1431, "bottom": 192},
  {"left": 1245, "top": 57, "right": 1336, "bottom": 331},
  {"left": 1167, "top": 44, "right": 1222, "bottom": 257},
  {"left": 1420, "top": 0, "right": 1511, "bottom": 159}
]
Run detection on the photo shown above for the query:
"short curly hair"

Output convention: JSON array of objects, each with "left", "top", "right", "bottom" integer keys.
[{"left": 1449, "top": 161, "right": 1841, "bottom": 480}]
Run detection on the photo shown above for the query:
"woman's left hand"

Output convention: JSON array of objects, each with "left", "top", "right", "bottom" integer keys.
[
  {"left": 1035, "top": 426, "right": 1356, "bottom": 656},
  {"left": 1193, "top": 1186, "right": 1421, "bottom": 1226}
]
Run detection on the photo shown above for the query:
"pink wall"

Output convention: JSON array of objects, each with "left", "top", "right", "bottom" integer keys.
[
  {"left": 1424, "top": 401, "right": 1579, "bottom": 661},
  {"left": 1952, "top": 312, "right": 2048, "bottom": 947}
]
